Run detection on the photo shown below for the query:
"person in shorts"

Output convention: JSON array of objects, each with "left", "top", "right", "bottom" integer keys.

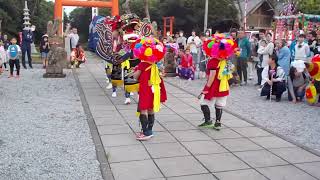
[
  {"left": 40, "top": 34, "right": 50, "bottom": 68},
  {"left": 198, "top": 57, "right": 230, "bottom": 130}
]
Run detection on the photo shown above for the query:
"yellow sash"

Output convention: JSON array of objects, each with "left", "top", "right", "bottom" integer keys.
[
  {"left": 145, "top": 62, "right": 161, "bottom": 112},
  {"left": 217, "top": 60, "right": 232, "bottom": 92},
  {"left": 121, "top": 59, "right": 130, "bottom": 69}
]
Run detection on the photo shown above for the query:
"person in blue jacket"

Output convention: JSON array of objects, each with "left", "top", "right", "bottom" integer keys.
[
  {"left": 276, "top": 39, "right": 291, "bottom": 76},
  {"left": 237, "top": 31, "right": 251, "bottom": 86},
  {"left": 21, "top": 28, "right": 34, "bottom": 69}
]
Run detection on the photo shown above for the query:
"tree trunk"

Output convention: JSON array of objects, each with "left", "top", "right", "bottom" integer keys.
[
  {"left": 123, "top": 0, "right": 131, "bottom": 14},
  {"left": 234, "top": 0, "right": 243, "bottom": 27},
  {"left": 144, "top": 0, "right": 150, "bottom": 20}
]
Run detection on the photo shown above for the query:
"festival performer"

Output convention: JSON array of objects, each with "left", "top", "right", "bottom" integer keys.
[
  {"left": 96, "top": 15, "right": 131, "bottom": 102},
  {"left": 96, "top": 14, "right": 143, "bottom": 104},
  {"left": 132, "top": 35, "right": 167, "bottom": 141},
  {"left": 305, "top": 54, "right": 320, "bottom": 106},
  {"left": 198, "top": 34, "right": 235, "bottom": 130},
  {"left": 96, "top": 15, "right": 122, "bottom": 91},
  {"left": 70, "top": 44, "right": 86, "bottom": 68},
  {"left": 119, "top": 13, "right": 142, "bottom": 104}
]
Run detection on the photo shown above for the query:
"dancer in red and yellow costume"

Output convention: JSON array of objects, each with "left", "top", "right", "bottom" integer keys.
[
  {"left": 306, "top": 54, "right": 320, "bottom": 106},
  {"left": 132, "top": 36, "right": 167, "bottom": 141},
  {"left": 199, "top": 34, "right": 236, "bottom": 130}
]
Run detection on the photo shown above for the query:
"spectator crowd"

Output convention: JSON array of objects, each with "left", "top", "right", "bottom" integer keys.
[{"left": 160, "top": 28, "right": 320, "bottom": 106}]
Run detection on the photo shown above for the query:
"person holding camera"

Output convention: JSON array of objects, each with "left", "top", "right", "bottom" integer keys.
[
  {"left": 187, "top": 30, "right": 201, "bottom": 66},
  {"left": 40, "top": 34, "right": 50, "bottom": 69}
]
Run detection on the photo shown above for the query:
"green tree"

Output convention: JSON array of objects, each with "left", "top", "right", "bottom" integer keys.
[
  {"left": 0, "top": 0, "right": 54, "bottom": 43},
  {"left": 298, "top": 0, "right": 320, "bottom": 14},
  {"left": 69, "top": 7, "right": 92, "bottom": 43}
]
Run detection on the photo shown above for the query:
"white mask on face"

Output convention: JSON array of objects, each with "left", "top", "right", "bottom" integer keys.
[
  {"left": 179, "top": 33, "right": 183, "bottom": 37},
  {"left": 205, "top": 33, "right": 210, "bottom": 36},
  {"left": 167, "top": 32, "right": 170, "bottom": 36}
]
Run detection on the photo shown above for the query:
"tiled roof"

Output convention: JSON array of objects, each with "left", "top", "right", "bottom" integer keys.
[{"left": 235, "top": 0, "right": 274, "bottom": 17}]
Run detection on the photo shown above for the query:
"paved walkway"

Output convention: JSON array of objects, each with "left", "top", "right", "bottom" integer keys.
[{"left": 75, "top": 53, "right": 320, "bottom": 180}]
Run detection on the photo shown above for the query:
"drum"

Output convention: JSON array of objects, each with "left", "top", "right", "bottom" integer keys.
[
  {"left": 124, "top": 78, "right": 139, "bottom": 93},
  {"left": 111, "top": 64, "right": 123, "bottom": 87},
  {"left": 124, "top": 58, "right": 141, "bottom": 92}
]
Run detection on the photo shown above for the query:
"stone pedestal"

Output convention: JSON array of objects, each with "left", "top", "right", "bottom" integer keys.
[
  {"left": 164, "top": 51, "right": 176, "bottom": 77},
  {"left": 43, "top": 37, "right": 67, "bottom": 78}
]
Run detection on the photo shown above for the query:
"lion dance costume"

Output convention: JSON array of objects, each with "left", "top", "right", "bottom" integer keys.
[
  {"left": 199, "top": 34, "right": 236, "bottom": 130},
  {"left": 96, "top": 14, "right": 142, "bottom": 104},
  {"left": 132, "top": 33, "right": 167, "bottom": 141}
]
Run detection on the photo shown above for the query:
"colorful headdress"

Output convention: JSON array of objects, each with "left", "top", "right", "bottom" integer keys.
[
  {"left": 120, "top": 13, "right": 140, "bottom": 33},
  {"left": 308, "top": 55, "right": 320, "bottom": 81},
  {"left": 312, "top": 54, "right": 320, "bottom": 63},
  {"left": 104, "top": 15, "right": 121, "bottom": 31},
  {"left": 203, "top": 34, "right": 235, "bottom": 59},
  {"left": 133, "top": 37, "right": 166, "bottom": 63}
]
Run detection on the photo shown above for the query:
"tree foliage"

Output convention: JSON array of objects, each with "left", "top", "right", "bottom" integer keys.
[
  {"left": 117, "top": 0, "right": 238, "bottom": 34},
  {"left": 0, "top": 0, "right": 54, "bottom": 43},
  {"left": 298, "top": 0, "right": 320, "bottom": 14}
]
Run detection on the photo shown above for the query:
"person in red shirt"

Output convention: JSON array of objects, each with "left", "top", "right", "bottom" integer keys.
[
  {"left": 71, "top": 44, "right": 86, "bottom": 68},
  {"left": 199, "top": 34, "right": 235, "bottom": 130},
  {"left": 133, "top": 61, "right": 167, "bottom": 141},
  {"left": 198, "top": 58, "right": 229, "bottom": 130},
  {"left": 178, "top": 47, "right": 195, "bottom": 80}
]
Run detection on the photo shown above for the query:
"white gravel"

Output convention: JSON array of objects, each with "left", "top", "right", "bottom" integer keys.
[
  {"left": 0, "top": 66, "right": 102, "bottom": 180},
  {"left": 166, "top": 77, "right": 320, "bottom": 153}
]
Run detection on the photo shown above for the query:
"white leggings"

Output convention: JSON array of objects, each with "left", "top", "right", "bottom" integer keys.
[{"left": 200, "top": 96, "right": 228, "bottom": 109}]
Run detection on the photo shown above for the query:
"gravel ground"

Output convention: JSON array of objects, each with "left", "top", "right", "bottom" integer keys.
[
  {"left": 166, "top": 77, "right": 320, "bottom": 153},
  {"left": 0, "top": 66, "right": 102, "bottom": 180}
]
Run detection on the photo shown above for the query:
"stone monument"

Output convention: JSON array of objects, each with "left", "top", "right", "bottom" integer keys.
[
  {"left": 22, "top": 1, "right": 37, "bottom": 54},
  {"left": 43, "top": 20, "right": 67, "bottom": 78},
  {"left": 164, "top": 48, "right": 177, "bottom": 77}
]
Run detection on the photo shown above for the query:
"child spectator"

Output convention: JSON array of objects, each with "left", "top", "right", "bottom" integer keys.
[
  {"left": 40, "top": 34, "right": 50, "bottom": 68},
  {"left": 178, "top": 47, "right": 195, "bottom": 80},
  {"left": 260, "top": 53, "right": 286, "bottom": 102},
  {"left": 0, "top": 41, "right": 6, "bottom": 74},
  {"left": 3, "top": 34, "right": 10, "bottom": 71},
  {"left": 7, "top": 38, "right": 21, "bottom": 78},
  {"left": 288, "top": 61, "right": 309, "bottom": 103},
  {"left": 257, "top": 39, "right": 269, "bottom": 86},
  {"left": 71, "top": 44, "right": 86, "bottom": 68}
]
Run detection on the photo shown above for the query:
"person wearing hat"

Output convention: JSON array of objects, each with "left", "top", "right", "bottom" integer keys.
[
  {"left": 288, "top": 60, "right": 309, "bottom": 103},
  {"left": 40, "top": 34, "right": 50, "bottom": 68}
]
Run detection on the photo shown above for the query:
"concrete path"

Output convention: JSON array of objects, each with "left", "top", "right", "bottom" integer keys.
[{"left": 75, "top": 53, "right": 320, "bottom": 180}]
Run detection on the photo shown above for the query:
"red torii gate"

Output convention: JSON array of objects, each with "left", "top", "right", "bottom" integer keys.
[{"left": 54, "top": 0, "right": 119, "bottom": 34}]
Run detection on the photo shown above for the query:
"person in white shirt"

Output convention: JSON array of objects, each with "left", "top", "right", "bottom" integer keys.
[
  {"left": 260, "top": 53, "right": 286, "bottom": 102},
  {"left": 257, "top": 32, "right": 274, "bottom": 86},
  {"left": 176, "top": 30, "right": 187, "bottom": 50},
  {"left": 187, "top": 30, "right": 201, "bottom": 65},
  {"left": 294, "top": 34, "right": 310, "bottom": 62},
  {"left": 69, "top": 28, "right": 80, "bottom": 51}
]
